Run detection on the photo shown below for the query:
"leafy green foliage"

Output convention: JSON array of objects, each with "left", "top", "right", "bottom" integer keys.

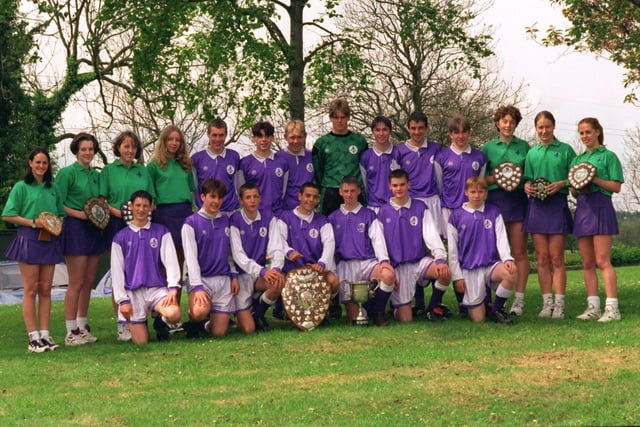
[{"left": 528, "top": 1, "right": 640, "bottom": 103}]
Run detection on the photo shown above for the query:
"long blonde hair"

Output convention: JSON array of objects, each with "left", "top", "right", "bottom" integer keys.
[{"left": 151, "top": 125, "right": 192, "bottom": 172}]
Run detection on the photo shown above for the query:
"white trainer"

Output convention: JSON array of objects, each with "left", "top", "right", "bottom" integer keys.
[
  {"left": 597, "top": 305, "right": 621, "bottom": 323},
  {"left": 509, "top": 300, "right": 524, "bottom": 316},
  {"left": 117, "top": 323, "right": 132, "bottom": 341},
  {"left": 538, "top": 300, "right": 554, "bottom": 318},
  {"left": 576, "top": 304, "right": 601, "bottom": 321},
  {"left": 65, "top": 331, "right": 88, "bottom": 346},
  {"left": 79, "top": 326, "right": 98, "bottom": 343},
  {"left": 550, "top": 302, "right": 565, "bottom": 319}
]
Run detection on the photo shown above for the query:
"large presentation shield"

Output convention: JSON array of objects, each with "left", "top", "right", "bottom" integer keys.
[
  {"left": 493, "top": 162, "right": 523, "bottom": 192},
  {"left": 282, "top": 266, "right": 332, "bottom": 332},
  {"left": 568, "top": 162, "right": 597, "bottom": 190},
  {"left": 83, "top": 196, "right": 110, "bottom": 230}
]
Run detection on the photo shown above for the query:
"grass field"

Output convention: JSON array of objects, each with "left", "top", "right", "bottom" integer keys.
[{"left": 1, "top": 267, "right": 639, "bottom": 426}]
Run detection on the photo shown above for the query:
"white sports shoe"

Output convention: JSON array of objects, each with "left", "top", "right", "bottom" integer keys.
[
  {"left": 79, "top": 326, "right": 98, "bottom": 343},
  {"left": 509, "top": 300, "right": 524, "bottom": 316},
  {"left": 576, "top": 304, "right": 601, "bottom": 321},
  {"left": 117, "top": 323, "right": 132, "bottom": 341},
  {"left": 65, "top": 331, "right": 88, "bottom": 346},
  {"left": 40, "top": 336, "right": 59, "bottom": 351},
  {"left": 550, "top": 302, "right": 565, "bottom": 319},
  {"left": 597, "top": 305, "right": 621, "bottom": 323},
  {"left": 538, "top": 300, "right": 554, "bottom": 318}
]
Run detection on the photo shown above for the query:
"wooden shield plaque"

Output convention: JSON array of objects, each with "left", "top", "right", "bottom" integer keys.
[
  {"left": 493, "top": 162, "right": 523, "bottom": 192},
  {"left": 531, "top": 177, "right": 551, "bottom": 201},
  {"left": 37, "top": 211, "right": 63, "bottom": 239},
  {"left": 568, "top": 162, "right": 597, "bottom": 190},
  {"left": 282, "top": 266, "right": 332, "bottom": 332},
  {"left": 83, "top": 197, "right": 110, "bottom": 230}
]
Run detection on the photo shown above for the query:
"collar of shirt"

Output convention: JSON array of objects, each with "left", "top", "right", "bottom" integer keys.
[
  {"left": 372, "top": 144, "right": 394, "bottom": 156},
  {"left": 293, "top": 208, "right": 314, "bottom": 223},
  {"left": 251, "top": 152, "right": 275, "bottom": 161},
  {"left": 128, "top": 221, "right": 152, "bottom": 232},
  {"left": 462, "top": 202, "right": 486, "bottom": 213},
  {"left": 389, "top": 198, "right": 412, "bottom": 211},
  {"left": 339, "top": 203, "right": 363, "bottom": 215},
  {"left": 286, "top": 148, "right": 307, "bottom": 157},
  {"left": 240, "top": 208, "right": 262, "bottom": 224},
  {"left": 450, "top": 145, "right": 472, "bottom": 155},
  {"left": 197, "top": 208, "right": 222, "bottom": 220},
  {"left": 206, "top": 148, "right": 227, "bottom": 159},
  {"left": 404, "top": 139, "right": 430, "bottom": 151}
]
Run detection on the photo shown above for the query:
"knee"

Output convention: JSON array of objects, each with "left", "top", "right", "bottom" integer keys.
[
  {"left": 163, "top": 305, "right": 181, "bottom": 324},
  {"left": 536, "top": 253, "right": 551, "bottom": 268},
  {"left": 189, "top": 307, "right": 209, "bottom": 323},
  {"left": 37, "top": 283, "right": 52, "bottom": 298}
]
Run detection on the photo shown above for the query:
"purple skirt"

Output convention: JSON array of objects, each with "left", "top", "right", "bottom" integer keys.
[
  {"left": 487, "top": 188, "right": 527, "bottom": 223},
  {"left": 4, "top": 227, "right": 64, "bottom": 265},
  {"left": 522, "top": 193, "right": 573, "bottom": 234},
  {"left": 61, "top": 217, "right": 108, "bottom": 256},
  {"left": 153, "top": 202, "right": 192, "bottom": 247},
  {"left": 103, "top": 216, "right": 127, "bottom": 244},
  {"left": 573, "top": 192, "right": 618, "bottom": 237}
]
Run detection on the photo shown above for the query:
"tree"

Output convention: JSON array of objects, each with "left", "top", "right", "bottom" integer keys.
[
  {"left": 99, "top": 0, "right": 365, "bottom": 128},
  {"left": 338, "top": 0, "right": 526, "bottom": 146},
  {"left": 0, "top": 0, "right": 34, "bottom": 205},
  {"left": 0, "top": 0, "right": 135, "bottom": 176},
  {"left": 527, "top": 1, "right": 640, "bottom": 103}
]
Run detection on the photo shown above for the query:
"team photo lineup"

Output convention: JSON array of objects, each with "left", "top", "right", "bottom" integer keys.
[{"left": 1, "top": 98, "right": 625, "bottom": 352}]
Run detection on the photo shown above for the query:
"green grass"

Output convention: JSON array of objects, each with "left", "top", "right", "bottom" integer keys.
[{"left": 1, "top": 267, "right": 639, "bottom": 426}]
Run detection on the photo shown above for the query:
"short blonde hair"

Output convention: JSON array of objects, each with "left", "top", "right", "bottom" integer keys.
[{"left": 285, "top": 119, "right": 306, "bottom": 136}]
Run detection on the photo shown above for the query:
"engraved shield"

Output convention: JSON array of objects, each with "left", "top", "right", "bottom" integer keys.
[
  {"left": 568, "top": 162, "right": 597, "bottom": 190},
  {"left": 83, "top": 196, "right": 111, "bottom": 230},
  {"left": 38, "top": 211, "right": 63, "bottom": 238},
  {"left": 493, "top": 162, "right": 523, "bottom": 192},
  {"left": 282, "top": 266, "right": 332, "bottom": 331},
  {"left": 531, "top": 177, "right": 552, "bottom": 201}
]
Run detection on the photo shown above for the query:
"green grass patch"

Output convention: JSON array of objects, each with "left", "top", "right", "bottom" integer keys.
[{"left": 1, "top": 267, "right": 639, "bottom": 426}]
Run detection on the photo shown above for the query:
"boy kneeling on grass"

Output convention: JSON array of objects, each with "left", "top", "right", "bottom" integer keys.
[
  {"left": 446, "top": 177, "right": 517, "bottom": 324},
  {"left": 182, "top": 178, "right": 239, "bottom": 338},
  {"left": 111, "top": 190, "right": 182, "bottom": 344}
]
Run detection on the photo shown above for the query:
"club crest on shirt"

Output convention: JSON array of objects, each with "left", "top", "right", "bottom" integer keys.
[
  {"left": 309, "top": 228, "right": 319, "bottom": 238},
  {"left": 249, "top": 169, "right": 258, "bottom": 176},
  {"left": 275, "top": 168, "right": 284, "bottom": 178},
  {"left": 484, "top": 219, "right": 493, "bottom": 229},
  {"left": 203, "top": 165, "right": 209, "bottom": 171},
  {"left": 150, "top": 237, "right": 159, "bottom": 248},
  {"left": 349, "top": 145, "right": 358, "bottom": 155},
  {"left": 259, "top": 226, "right": 267, "bottom": 237},
  {"left": 410, "top": 216, "right": 419, "bottom": 226},
  {"left": 356, "top": 222, "right": 366, "bottom": 233},
  {"left": 472, "top": 161, "right": 480, "bottom": 171},
  {"left": 306, "top": 163, "right": 314, "bottom": 173},
  {"left": 226, "top": 165, "right": 235, "bottom": 175}
]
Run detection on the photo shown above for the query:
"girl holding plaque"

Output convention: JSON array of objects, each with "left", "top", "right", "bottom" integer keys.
[
  {"left": 481, "top": 105, "right": 530, "bottom": 316},
  {"left": 2, "top": 147, "right": 64, "bottom": 352},
  {"left": 522, "top": 111, "right": 576, "bottom": 319},
  {"left": 571, "top": 117, "right": 624, "bottom": 322},
  {"left": 56, "top": 133, "right": 105, "bottom": 345},
  {"left": 148, "top": 125, "right": 195, "bottom": 296}
]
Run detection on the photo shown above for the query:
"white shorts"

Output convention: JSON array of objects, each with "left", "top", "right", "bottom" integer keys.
[
  {"left": 461, "top": 263, "right": 500, "bottom": 307},
  {"left": 119, "top": 286, "right": 170, "bottom": 324},
  {"left": 188, "top": 276, "right": 235, "bottom": 314},
  {"left": 391, "top": 257, "right": 434, "bottom": 307},
  {"left": 416, "top": 195, "right": 445, "bottom": 238},
  {"left": 337, "top": 259, "right": 378, "bottom": 303},
  {"left": 236, "top": 273, "right": 258, "bottom": 313}
]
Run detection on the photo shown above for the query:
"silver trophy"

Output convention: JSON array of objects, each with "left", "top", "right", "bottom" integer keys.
[{"left": 349, "top": 280, "right": 375, "bottom": 326}]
